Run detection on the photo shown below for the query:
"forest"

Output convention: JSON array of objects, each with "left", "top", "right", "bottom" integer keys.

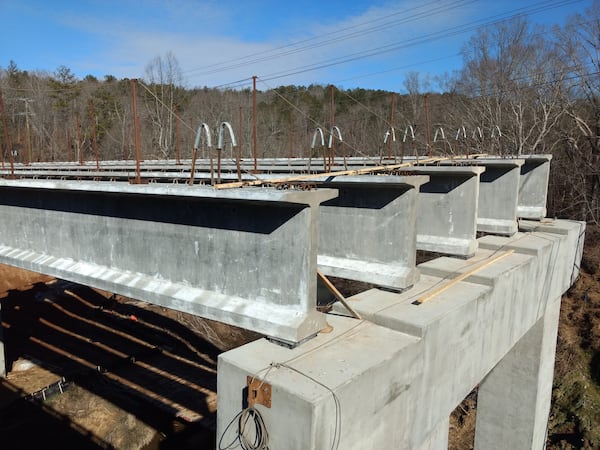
[{"left": 1, "top": 3, "right": 599, "bottom": 224}]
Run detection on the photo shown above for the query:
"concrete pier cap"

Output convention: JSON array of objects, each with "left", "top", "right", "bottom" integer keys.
[
  {"left": 401, "top": 165, "right": 485, "bottom": 256},
  {"left": 216, "top": 219, "right": 583, "bottom": 449},
  {"left": 0, "top": 179, "right": 339, "bottom": 344}
]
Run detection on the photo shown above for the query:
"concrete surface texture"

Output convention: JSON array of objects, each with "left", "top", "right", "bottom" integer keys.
[
  {"left": 515, "top": 155, "right": 552, "bottom": 219},
  {"left": 439, "top": 158, "right": 524, "bottom": 235},
  {"left": 402, "top": 166, "right": 484, "bottom": 256},
  {"left": 218, "top": 219, "right": 584, "bottom": 449},
  {"left": 0, "top": 179, "right": 337, "bottom": 343},
  {"left": 314, "top": 175, "right": 428, "bottom": 289}
]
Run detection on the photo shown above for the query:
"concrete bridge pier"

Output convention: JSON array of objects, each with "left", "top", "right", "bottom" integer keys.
[{"left": 474, "top": 296, "right": 561, "bottom": 450}]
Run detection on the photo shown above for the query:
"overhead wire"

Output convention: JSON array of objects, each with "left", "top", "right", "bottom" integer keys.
[
  {"left": 185, "top": 0, "right": 477, "bottom": 78},
  {"left": 256, "top": 0, "right": 582, "bottom": 84}
]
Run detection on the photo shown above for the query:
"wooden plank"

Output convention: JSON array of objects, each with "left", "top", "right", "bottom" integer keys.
[
  {"left": 212, "top": 153, "right": 488, "bottom": 189},
  {"left": 317, "top": 270, "right": 362, "bottom": 320},
  {"left": 415, "top": 250, "right": 514, "bottom": 305}
]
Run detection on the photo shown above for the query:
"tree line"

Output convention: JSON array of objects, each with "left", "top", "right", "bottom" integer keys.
[{"left": 1, "top": 2, "right": 599, "bottom": 223}]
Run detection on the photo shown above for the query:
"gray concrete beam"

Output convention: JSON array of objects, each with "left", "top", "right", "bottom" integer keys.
[
  {"left": 516, "top": 155, "right": 552, "bottom": 219},
  {"left": 414, "top": 417, "right": 449, "bottom": 450},
  {"left": 402, "top": 166, "right": 484, "bottom": 256},
  {"left": 329, "top": 219, "right": 583, "bottom": 447},
  {"left": 0, "top": 179, "right": 338, "bottom": 344},
  {"left": 313, "top": 175, "right": 429, "bottom": 290},
  {"left": 217, "top": 220, "right": 583, "bottom": 449},
  {"left": 440, "top": 158, "right": 524, "bottom": 235},
  {"left": 474, "top": 297, "right": 561, "bottom": 450}
]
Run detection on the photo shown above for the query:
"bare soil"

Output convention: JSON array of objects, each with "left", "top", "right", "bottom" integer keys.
[{"left": 0, "top": 266, "right": 258, "bottom": 450}]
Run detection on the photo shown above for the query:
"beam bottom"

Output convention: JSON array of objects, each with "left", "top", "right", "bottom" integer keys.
[
  {"left": 0, "top": 246, "right": 328, "bottom": 344},
  {"left": 318, "top": 255, "right": 419, "bottom": 290}
]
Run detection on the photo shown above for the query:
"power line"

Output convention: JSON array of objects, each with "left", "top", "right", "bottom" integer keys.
[
  {"left": 210, "top": 0, "right": 582, "bottom": 88},
  {"left": 184, "top": 0, "right": 476, "bottom": 78}
]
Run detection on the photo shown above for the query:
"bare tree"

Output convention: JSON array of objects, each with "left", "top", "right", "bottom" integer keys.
[
  {"left": 144, "top": 51, "right": 186, "bottom": 158},
  {"left": 457, "top": 17, "right": 565, "bottom": 155}
]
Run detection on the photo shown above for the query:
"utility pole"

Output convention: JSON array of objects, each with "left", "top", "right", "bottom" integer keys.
[
  {"left": 17, "top": 97, "right": 34, "bottom": 164},
  {"left": 0, "top": 91, "right": 15, "bottom": 178},
  {"left": 252, "top": 75, "right": 257, "bottom": 172},
  {"left": 425, "top": 94, "right": 431, "bottom": 157}
]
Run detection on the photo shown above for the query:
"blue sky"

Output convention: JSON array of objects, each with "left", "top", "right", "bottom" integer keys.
[{"left": 0, "top": 0, "right": 591, "bottom": 92}]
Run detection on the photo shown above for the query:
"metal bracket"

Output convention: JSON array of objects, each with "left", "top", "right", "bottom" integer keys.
[{"left": 247, "top": 376, "right": 272, "bottom": 408}]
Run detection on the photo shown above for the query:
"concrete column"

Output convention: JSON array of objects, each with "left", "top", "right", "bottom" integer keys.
[
  {"left": 415, "top": 417, "right": 449, "bottom": 450},
  {"left": 474, "top": 297, "right": 561, "bottom": 450}
]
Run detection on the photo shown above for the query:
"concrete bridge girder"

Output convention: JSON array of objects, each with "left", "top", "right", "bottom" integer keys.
[
  {"left": 401, "top": 165, "right": 485, "bottom": 257},
  {"left": 311, "top": 175, "right": 429, "bottom": 290},
  {"left": 0, "top": 179, "right": 338, "bottom": 344}
]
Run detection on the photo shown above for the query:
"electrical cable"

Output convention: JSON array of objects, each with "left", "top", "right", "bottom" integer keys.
[{"left": 212, "top": 0, "right": 582, "bottom": 88}]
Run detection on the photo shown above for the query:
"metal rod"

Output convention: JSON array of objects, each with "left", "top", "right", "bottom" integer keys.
[
  {"left": 131, "top": 79, "right": 142, "bottom": 184},
  {"left": 317, "top": 270, "right": 362, "bottom": 320},
  {"left": 252, "top": 75, "right": 257, "bottom": 172},
  {"left": 89, "top": 100, "right": 99, "bottom": 170},
  {"left": 0, "top": 90, "right": 12, "bottom": 173}
]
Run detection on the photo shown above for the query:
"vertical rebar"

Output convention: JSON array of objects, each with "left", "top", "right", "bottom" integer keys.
[
  {"left": 131, "top": 79, "right": 142, "bottom": 184},
  {"left": 0, "top": 90, "right": 12, "bottom": 173},
  {"left": 252, "top": 75, "right": 257, "bottom": 172},
  {"left": 89, "top": 100, "right": 99, "bottom": 170}
]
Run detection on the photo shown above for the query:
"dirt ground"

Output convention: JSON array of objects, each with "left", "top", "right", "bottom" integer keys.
[{"left": 0, "top": 266, "right": 258, "bottom": 450}]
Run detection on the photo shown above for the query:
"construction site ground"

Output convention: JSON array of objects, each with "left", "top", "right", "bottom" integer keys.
[{"left": 0, "top": 225, "right": 598, "bottom": 449}]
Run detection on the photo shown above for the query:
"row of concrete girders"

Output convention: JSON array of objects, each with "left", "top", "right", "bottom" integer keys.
[
  {"left": 217, "top": 219, "right": 585, "bottom": 449},
  {"left": 0, "top": 156, "right": 552, "bottom": 344},
  {"left": 0, "top": 155, "right": 553, "bottom": 248}
]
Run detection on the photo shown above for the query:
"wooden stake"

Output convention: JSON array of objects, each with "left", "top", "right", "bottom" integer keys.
[{"left": 317, "top": 270, "right": 362, "bottom": 320}]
